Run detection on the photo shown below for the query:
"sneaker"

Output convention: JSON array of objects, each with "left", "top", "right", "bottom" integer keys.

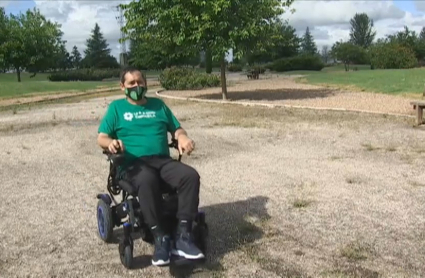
[
  {"left": 172, "top": 220, "right": 205, "bottom": 260},
  {"left": 151, "top": 228, "right": 171, "bottom": 266}
]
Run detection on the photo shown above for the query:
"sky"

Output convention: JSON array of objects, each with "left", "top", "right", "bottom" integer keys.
[{"left": 2, "top": 0, "right": 425, "bottom": 61}]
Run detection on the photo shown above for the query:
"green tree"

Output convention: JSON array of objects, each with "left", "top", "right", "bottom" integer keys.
[
  {"left": 0, "top": 8, "right": 64, "bottom": 81},
  {"left": 0, "top": 7, "right": 7, "bottom": 72},
  {"left": 246, "top": 20, "right": 300, "bottom": 64},
  {"left": 82, "top": 23, "right": 119, "bottom": 69},
  {"left": 349, "top": 13, "right": 376, "bottom": 48},
  {"left": 70, "top": 45, "right": 82, "bottom": 69},
  {"left": 120, "top": 0, "right": 295, "bottom": 100},
  {"left": 386, "top": 26, "right": 425, "bottom": 62},
  {"left": 300, "top": 27, "right": 317, "bottom": 55},
  {"left": 330, "top": 41, "right": 367, "bottom": 71}
]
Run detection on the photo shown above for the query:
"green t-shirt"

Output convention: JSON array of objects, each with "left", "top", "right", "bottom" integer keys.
[{"left": 98, "top": 97, "right": 181, "bottom": 169}]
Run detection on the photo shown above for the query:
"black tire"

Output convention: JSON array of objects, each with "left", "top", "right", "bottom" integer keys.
[
  {"left": 96, "top": 199, "right": 114, "bottom": 243},
  {"left": 119, "top": 241, "right": 133, "bottom": 269}
]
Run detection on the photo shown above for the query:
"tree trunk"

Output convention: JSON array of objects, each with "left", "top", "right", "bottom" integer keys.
[
  {"left": 205, "top": 49, "right": 212, "bottom": 74},
  {"left": 220, "top": 57, "right": 228, "bottom": 100},
  {"left": 16, "top": 68, "right": 21, "bottom": 82}
]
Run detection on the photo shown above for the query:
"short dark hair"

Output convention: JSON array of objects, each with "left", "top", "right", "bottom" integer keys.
[{"left": 120, "top": 66, "right": 146, "bottom": 84}]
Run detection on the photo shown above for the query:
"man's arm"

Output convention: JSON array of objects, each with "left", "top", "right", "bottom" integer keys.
[
  {"left": 97, "top": 102, "right": 123, "bottom": 153},
  {"left": 98, "top": 133, "right": 124, "bottom": 153},
  {"left": 174, "top": 127, "right": 188, "bottom": 141}
]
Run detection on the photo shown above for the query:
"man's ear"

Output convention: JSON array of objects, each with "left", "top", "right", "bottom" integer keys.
[{"left": 120, "top": 83, "right": 125, "bottom": 91}]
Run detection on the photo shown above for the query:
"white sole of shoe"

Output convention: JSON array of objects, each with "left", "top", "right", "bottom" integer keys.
[
  {"left": 171, "top": 249, "right": 205, "bottom": 259},
  {"left": 152, "top": 259, "right": 170, "bottom": 266}
]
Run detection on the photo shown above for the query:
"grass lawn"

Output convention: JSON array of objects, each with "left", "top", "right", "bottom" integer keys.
[
  {"left": 284, "top": 64, "right": 425, "bottom": 96},
  {"left": 0, "top": 72, "right": 118, "bottom": 99}
]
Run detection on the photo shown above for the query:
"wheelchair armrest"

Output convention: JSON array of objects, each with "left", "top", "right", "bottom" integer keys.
[
  {"left": 102, "top": 150, "right": 126, "bottom": 166},
  {"left": 168, "top": 138, "right": 178, "bottom": 150}
]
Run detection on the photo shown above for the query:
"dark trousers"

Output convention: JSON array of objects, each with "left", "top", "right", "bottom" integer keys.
[{"left": 124, "top": 155, "right": 200, "bottom": 229}]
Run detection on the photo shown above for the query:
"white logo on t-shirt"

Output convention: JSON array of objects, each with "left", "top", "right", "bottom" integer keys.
[
  {"left": 123, "top": 111, "right": 156, "bottom": 121},
  {"left": 123, "top": 112, "right": 133, "bottom": 121}
]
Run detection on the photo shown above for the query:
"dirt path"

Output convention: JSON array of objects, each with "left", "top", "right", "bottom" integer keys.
[
  {"left": 161, "top": 75, "right": 420, "bottom": 116},
  {"left": 1, "top": 91, "right": 425, "bottom": 277}
]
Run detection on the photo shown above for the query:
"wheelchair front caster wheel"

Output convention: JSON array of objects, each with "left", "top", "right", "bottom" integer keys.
[{"left": 119, "top": 241, "right": 133, "bottom": 269}]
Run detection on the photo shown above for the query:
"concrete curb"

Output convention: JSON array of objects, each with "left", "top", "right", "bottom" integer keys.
[{"left": 155, "top": 89, "right": 416, "bottom": 119}]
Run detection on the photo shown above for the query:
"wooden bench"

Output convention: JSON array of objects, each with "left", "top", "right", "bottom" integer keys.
[
  {"left": 411, "top": 101, "right": 425, "bottom": 125},
  {"left": 246, "top": 70, "right": 259, "bottom": 80}
]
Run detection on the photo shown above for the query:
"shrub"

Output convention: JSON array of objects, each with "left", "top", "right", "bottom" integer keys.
[
  {"left": 369, "top": 42, "right": 417, "bottom": 69},
  {"left": 159, "top": 67, "right": 220, "bottom": 90},
  {"left": 227, "top": 63, "right": 243, "bottom": 72},
  {"left": 267, "top": 54, "right": 325, "bottom": 72},
  {"left": 48, "top": 68, "right": 121, "bottom": 81}
]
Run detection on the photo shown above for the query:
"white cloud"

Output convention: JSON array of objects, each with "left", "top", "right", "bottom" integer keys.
[
  {"left": 29, "top": 0, "right": 425, "bottom": 60},
  {"left": 0, "top": 1, "right": 10, "bottom": 8},
  {"left": 34, "top": 0, "right": 130, "bottom": 60}
]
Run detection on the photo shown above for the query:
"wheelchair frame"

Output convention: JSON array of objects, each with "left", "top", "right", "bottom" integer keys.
[{"left": 95, "top": 139, "right": 208, "bottom": 269}]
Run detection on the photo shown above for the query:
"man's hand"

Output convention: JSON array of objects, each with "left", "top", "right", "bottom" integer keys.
[
  {"left": 108, "top": 139, "right": 124, "bottom": 154},
  {"left": 177, "top": 134, "right": 195, "bottom": 155}
]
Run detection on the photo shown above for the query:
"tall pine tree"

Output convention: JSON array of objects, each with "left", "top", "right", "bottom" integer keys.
[
  {"left": 300, "top": 27, "right": 317, "bottom": 55},
  {"left": 349, "top": 13, "right": 376, "bottom": 48},
  {"left": 70, "top": 45, "right": 82, "bottom": 69},
  {"left": 82, "top": 23, "right": 119, "bottom": 68}
]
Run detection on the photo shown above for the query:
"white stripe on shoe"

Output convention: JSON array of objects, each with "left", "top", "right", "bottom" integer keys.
[
  {"left": 171, "top": 249, "right": 205, "bottom": 259},
  {"left": 152, "top": 258, "right": 170, "bottom": 266}
]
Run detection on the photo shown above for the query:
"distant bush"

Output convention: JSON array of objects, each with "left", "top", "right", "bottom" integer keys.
[
  {"left": 369, "top": 43, "right": 417, "bottom": 69},
  {"left": 267, "top": 54, "right": 325, "bottom": 72},
  {"left": 159, "top": 67, "right": 220, "bottom": 90},
  {"left": 48, "top": 68, "right": 121, "bottom": 81},
  {"left": 227, "top": 63, "right": 243, "bottom": 72}
]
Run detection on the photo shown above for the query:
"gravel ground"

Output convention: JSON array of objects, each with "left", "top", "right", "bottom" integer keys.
[
  {"left": 1, "top": 87, "right": 425, "bottom": 278},
  {"left": 163, "top": 75, "right": 420, "bottom": 116}
]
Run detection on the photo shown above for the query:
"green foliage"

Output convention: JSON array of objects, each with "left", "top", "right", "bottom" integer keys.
[
  {"left": 267, "top": 54, "right": 324, "bottom": 72},
  {"left": 47, "top": 68, "right": 121, "bottom": 82},
  {"left": 369, "top": 42, "right": 417, "bottom": 69},
  {"left": 245, "top": 20, "right": 301, "bottom": 64},
  {"left": 70, "top": 46, "right": 82, "bottom": 69},
  {"left": 330, "top": 41, "right": 368, "bottom": 71},
  {"left": 128, "top": 38, "right": 200, "bottom": 70},
  {"left": 227, "top": 63, "right": 243, "bottom": 72},
  {"left": 159, "top": 67, "right": 220, "bottom": 90},
  {"left": 120, "top": 0, "right": 295, "bottom": 98},
  {"left": 300, "top": 27, "right": 317, "bottom": 55},
  {"left": 349, "top": 13, "right": 376, "bottom": 48},
  {"left": 0, "top": 7, "right": 64, "bottom": 81}
]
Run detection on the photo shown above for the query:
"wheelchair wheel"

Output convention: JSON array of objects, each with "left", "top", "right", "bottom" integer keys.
[
  {"left": 119, "top": 239, "right": 133, "bottom": 269},
  {"left": 96, "top": 199, "right": 114, "bottom": 243}
]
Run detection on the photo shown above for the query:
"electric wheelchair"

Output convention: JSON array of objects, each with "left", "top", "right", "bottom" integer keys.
[{"left": 95, "top": 139, "right": 208, "bottom": 269}]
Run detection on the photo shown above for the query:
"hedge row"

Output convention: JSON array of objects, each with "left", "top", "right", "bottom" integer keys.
[
  {"left": 48, "top": 68, "right": 121, "bottom": 81},
  {"left": 266, "top": 54, "right": 325, "bottom": 72},
  {"left": 159, "top": 67, "right": 220, "bottom": 90}
]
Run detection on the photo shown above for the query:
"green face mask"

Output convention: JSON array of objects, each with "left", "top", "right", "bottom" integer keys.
[{"left": 125, "top": 86, "right": 147, "bottom": 101}]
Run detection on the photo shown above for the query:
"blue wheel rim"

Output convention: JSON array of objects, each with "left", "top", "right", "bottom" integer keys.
[{"left": 97, "top": 206, "right": 106, "bottom": 238}]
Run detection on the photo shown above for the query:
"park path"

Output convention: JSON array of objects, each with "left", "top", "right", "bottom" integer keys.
[{"left": 160, "top": 75, "right": 419, "bottom": 117}]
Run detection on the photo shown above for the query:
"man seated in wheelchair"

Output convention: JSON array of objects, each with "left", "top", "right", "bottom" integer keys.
[{"left": 97, "top": 66, "right": 204, "bottom": 266}]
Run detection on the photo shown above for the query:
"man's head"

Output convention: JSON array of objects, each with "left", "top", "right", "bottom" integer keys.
[{"left": 120, "top": 66, "right": 147, "bottom": 102}]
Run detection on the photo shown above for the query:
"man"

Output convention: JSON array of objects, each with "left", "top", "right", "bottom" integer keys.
[{"left": 97, "top": 66, "right": 204, "bottom": 266}]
